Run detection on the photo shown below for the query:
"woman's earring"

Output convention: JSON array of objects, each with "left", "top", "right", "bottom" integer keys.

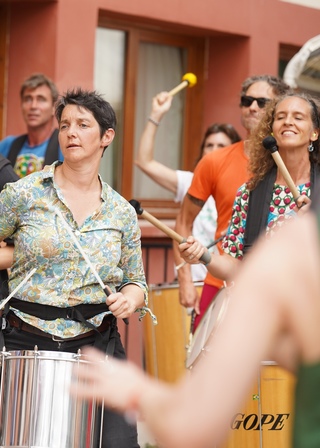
[{"left": 308, "top": 142, "right": 314, "bottom": 152}]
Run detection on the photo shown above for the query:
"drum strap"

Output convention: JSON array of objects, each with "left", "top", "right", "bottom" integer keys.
[
  {"left": 3, "top": 298, "right": 117, "bottom": 353},
  {"left": 244, "top": 162, "right": 320, "bottom": 256},
  {"left": 8, "top": 298, "right": 110, "bottom": 320},
  {"left": 243, "top": 166, "right": 277, "bottom": 256}
]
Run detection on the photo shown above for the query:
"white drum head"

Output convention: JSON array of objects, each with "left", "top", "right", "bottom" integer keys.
[{"left": 186, "top": 287, "right": 230, "bottom": 369}]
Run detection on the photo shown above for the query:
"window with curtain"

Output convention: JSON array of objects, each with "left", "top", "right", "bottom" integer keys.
[
  {"left": 133, "top": 42, "right": 186, "bottom": 200},
  {"left": 94, "top": 27, "right": 125, "bottom": 191},
  {"left": 94, "top": 17, "right": 205, "bottom": 217}
]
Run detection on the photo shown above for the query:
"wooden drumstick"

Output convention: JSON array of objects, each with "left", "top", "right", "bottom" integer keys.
[
  {"left": 129, "top": 199, "right": 211, "bottom": 265},
  {"left": 0, "top": 268, "right": 37, "bottom": 310},
  {"left": 262, "top": 136, "right": 301, "bottom": 202},
  {"left": 168, "top": 73, "right": 197, "bottom": 97},
  {"left": 130, "top": 199, "right": 185, "bottom": 243}
]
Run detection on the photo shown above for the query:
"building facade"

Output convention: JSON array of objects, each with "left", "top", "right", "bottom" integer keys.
[{"left": 1, "top": 0, "right": 320, "bottom": 369}]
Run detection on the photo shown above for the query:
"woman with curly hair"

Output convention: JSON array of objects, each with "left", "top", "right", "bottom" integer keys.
[
  {"left": 247, "top": 92, "right": 320, "bottom": 190},
  {"left": 178, "top": 91, "right": 320, "bottom": 281}
]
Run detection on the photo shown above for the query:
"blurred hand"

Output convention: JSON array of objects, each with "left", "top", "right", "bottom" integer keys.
[{"left": 71, "top": 347, "right": 146, "bottom": 413}]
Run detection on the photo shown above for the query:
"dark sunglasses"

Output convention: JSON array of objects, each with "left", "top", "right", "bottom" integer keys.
[{"left": 240, "top": 95, "right": 271, "bottom": 109}]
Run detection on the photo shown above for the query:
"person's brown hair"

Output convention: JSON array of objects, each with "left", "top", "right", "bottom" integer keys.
[
  {"left": 240, "top": 74, "right": 290, "bottom": 99},
  {"left": 194, "top": 123, "right": 241, "bottom": 165},
  {"left": 20, "top": 73, "right": 59, "bottom": 104}
]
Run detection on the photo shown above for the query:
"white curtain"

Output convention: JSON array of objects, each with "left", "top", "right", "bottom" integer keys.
[
  {"left": 94, "top": 30, "right": 186, "bottom": 197},
  {"left": 94, "top": 27, "right": 125, "bottom": 188},
  {"left": 133, "top": 43, "right": 185, "bottom": 199}
]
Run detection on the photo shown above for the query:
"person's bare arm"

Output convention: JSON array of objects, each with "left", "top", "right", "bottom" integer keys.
[
  {"left": 135, "top": 92, "right": 178, "bottom": 194},
  {"left": 174, "top": 193, "right": 204, "bottom": 311}
]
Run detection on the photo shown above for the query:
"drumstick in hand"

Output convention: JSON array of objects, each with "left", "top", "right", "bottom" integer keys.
[
  {"left": 168, "top": 73, "right": 197, "bottom": 96},
  {"left": 129, "top": 199, "right": 211, "bottom": 265},
  {"left": 263, "top": 136, "right": 301, "bottom": 202},
  {"left": 176, "top": 234, "right": 225, "bottom": 270}
]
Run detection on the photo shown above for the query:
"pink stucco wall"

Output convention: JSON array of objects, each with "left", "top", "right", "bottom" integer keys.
[{"left": 4, "top": 0, "right": 320, "bottom": 137}]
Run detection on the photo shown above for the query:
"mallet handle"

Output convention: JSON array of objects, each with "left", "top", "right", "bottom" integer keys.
[
  {"left": 141, "top": 209, "right": 185, "bottom": 243},
  {"left": 168, "top": 80, "right": 189, "bottom": 97},
  {"left": 140, "top": 209, "right": 211, "bottom": 265},
  {"left": 271, "top": 152, "right": 300, "bottom": 200}
]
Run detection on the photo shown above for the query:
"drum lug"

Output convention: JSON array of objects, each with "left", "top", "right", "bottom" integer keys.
[{"left": 73, "top": 349, "right": 82, "bottom": 360}]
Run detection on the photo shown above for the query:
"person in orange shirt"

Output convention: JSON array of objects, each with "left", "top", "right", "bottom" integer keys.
[{"left": 174, "top": 74, "right": 290, "bottom": 332}]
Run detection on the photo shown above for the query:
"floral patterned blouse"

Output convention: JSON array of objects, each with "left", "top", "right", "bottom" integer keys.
[
  {"left": 222, "top": 181, "right": 311, "bottom": 259},
  {"left": 0, "top": 162, "right": 148, "bottom": 338}
]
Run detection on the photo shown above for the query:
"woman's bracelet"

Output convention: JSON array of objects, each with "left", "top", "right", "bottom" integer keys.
[{"left": 148, "top": 117, "right": 160, "bottom": 126}]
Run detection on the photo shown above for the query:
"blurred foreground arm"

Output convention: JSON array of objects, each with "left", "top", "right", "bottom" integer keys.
[{"left": 73, "top": 213, "right": 320, "bottom": 448}]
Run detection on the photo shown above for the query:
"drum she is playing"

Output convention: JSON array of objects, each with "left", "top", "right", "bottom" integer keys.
[{"left": 0, "top": 348, "right": 102, "bottom": 448}]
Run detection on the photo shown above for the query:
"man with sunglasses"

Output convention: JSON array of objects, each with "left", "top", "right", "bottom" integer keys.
[{"left": 174, "top": 74, "right": 290, "bottom": 332}]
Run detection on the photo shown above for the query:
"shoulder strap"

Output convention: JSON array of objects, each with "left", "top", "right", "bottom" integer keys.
[
  {"left": 0, "top": 154, "right": 19, "bottom": 190},
  {"left": 310, "top": 162, "right": 320, "bottom": 200},
  {"left": 43, "top": 129, "right": 59, "bottom": 165},
  {"left": 7, "top": 130, "right": 59, "bottom": 168},
  {"left": 0, "top": 154, "right": 12, "bottom": 171},
  {"left": 8, "top": 298, "right": 110, "bottom": 321},
  {"left": 243, "top": 166, "right": 277, "bottom": 256},
  {"left": 7, "top": 135, "right": 28, "bottom": 166}
]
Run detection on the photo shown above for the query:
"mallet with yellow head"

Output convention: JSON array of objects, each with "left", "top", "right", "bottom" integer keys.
[{"left": 168, "top": 73, "right": 197, "bottom": 96}]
